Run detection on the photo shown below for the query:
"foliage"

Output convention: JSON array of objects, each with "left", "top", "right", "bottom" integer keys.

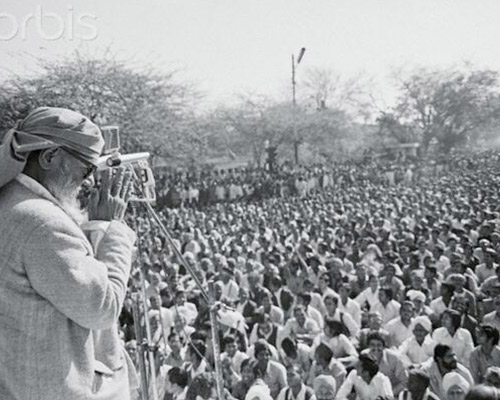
[
  {"left": 0, "top": 52, "right": 200, "bottom": 160},
  {"left": 214, "top": 93, "right": 354, "bottom": 165},
  {"left": 376, "top": 112, "right": 419, "bottom": 145},
  {"left": 301, "top": 67, "right": 374, "bottom": 121},
  {"left": 391, "top": 66, "right": 500, "bottom": 152}
]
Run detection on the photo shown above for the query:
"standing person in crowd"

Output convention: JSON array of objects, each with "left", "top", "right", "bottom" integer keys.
[{"left": 0, "top": 107, "right": 137, "bottom": 400}]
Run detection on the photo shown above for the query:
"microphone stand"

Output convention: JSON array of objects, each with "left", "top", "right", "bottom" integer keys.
[
  {"left": 131, "top": 204, "right": 159, "bottom": 400},
  {"left": 129, "top": 167, "right": 225, "bottom": 400}
]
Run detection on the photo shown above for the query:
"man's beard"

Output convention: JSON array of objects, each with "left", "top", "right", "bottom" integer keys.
[{"left": 44, "top": 161, "right": 88, "bottom": 225}]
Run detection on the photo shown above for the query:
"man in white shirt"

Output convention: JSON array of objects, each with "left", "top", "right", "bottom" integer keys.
[
  {"left": 429, "top": 283, "right": 454, "bottom": 321},
  {"left": 398, "top": 369, "right": 440, "bottom": 400},
  {"left": 483, "top": 294, "right": 500, "bottom": 333},
  {"left": 398, "top": 316, "right": 435, "bottom": 367},
  {"left": 281, "top": 305, "right": 320, "bottom": 346},
  {"left": 476, "top": 248, "right": 499, "bottom": 285},
  {"left": 165, "top": 367, "right": 189, "bottom": 400},
  {"left": 221, "top": 334, "right": 248, "bottom": 375},
  {"left": 220, "top": 265, "right": 240, "bottom": 303},
  {"left": 336, "top": 353, "right": 393, "bottom": 400},
  {"left": 276, "top": 364, "right": 316, "bottom": 400},
  {"left": 372, "top": 287, "right": 401, "bottom": 324},
  {"left": 150, "top": 294, "right": 173, "bottom": 337},
  {"left": 386, "top": 301, "right": 415, "bottom": 348},
  {"left": 338, "top": 283, "right": 362, "bottom": 327},
  {"left": 169, "top": 289, "right": 198, "bottom": 325}
]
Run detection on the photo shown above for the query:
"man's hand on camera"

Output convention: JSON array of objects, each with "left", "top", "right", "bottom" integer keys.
[{"left": 88, "top": 168, "right": 133, "bottom": 221}]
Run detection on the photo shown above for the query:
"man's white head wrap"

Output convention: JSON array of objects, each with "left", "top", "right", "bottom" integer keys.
[
  {"left": 407, "top": 290, "right": 426, "bottom": 303},
  {"left": 0, "top": 107, "right": 104, "bottom": 188},
  {"left": 313, "top": 375, "right": 337, "bottom": 398},
  {"left": 413, "top": 315, "right": 432, "bottom": 332},
  {"left": 442, "top": 372, "right": 470, "bottom": 395},
  {"left": 245, "top": 382, "right": 272, "bottom": 400}
]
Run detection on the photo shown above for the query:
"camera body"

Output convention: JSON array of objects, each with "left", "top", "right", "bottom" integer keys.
[{"left": 99, "top": 126, "right": 156, "bottom": 203}]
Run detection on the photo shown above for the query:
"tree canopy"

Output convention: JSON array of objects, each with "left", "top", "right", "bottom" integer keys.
[
  {"left": 384, "top": 66, "right": 500, "bottom": 152},
  {"left": 0, "top": 52, "right": 199, "bottom": 160}
]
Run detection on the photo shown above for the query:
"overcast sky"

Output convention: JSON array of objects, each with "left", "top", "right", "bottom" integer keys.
[{"left": 1, "top": 0, "right": 500, "bottom": 108}]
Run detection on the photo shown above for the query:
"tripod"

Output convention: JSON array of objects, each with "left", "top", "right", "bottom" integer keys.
[{"left": 127, "top": 167, "right": 225, "bottom": 400}]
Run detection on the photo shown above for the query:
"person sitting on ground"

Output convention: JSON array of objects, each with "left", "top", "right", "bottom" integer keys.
[
  {"left": 398, "top": 315, "right": 436, "bottom": 367},
  {"left": 278, "top": 337, "right": 311, "bottom": 378},
  {"left": 276, "top": 364, "right": 316, "bottom": 400},
  {"left": 310, "top": 317, "right": 358, "bottom": 368},
  {"left": 253, "top": 339, "right": 287, "bottom": 399},
  {"left": 432, "top": 309, "right": 474, "bottom": 368},
  {"left": 470, "top": 325, "right": 500, "bottom": 384},
  {"left": 322, "top": 293, "right": 359, "bottom": 338},
  {"left": 372, "top": 287, "right": 401, "bottom": 324},
  {"left": 358, "top": 311, "right": 390, "bottom": 351},
  {"left": 362, "top": 331, "right": 408, "bottom": 396},
  {"left": 421, "top": 344, "right": 474, "bottom": 400},
  {"left": 336, "top": 353, "right": 393, "bottom": 400},
  {"left": 307, "top": 342, "right": 346, "bottom": 390},
  {"left": 386, "top": 300, "right": 416, "bottom": 348},
  {"left": 280, "top": 305, "right": 320, "bottom": 347},
  {"left": 312, "top": 375, "right": 336, "bottom": 400},
  {"left": 164, "top": 367, "right": 189, "bottom": 400},
  {"left": 397, "top": 368, "right": 440, "bottom": 400},
  {"left": 442, "top": 372, "right": 471, "bottom": 400}
]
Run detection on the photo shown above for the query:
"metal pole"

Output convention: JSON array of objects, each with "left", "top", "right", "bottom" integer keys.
[
  {"left": 131, "top": 293, "right": 150, "bottom": 400},
  {"left": 139, "top": 271, "right": 159, "bottom": 400},
  {"left": 128, "top": 167, "right": 227, "bottom": 399},
  {"left": 131, "top": 203, "right": 159, "bottom": 400},
  {"left": 292, "top": 54, "right": 299, "bottom": 164},
  {"left": 208, "top": 281, "right": 225, "bottom": 400},
  {"left": 292, "top": 54, "right": 296, "bottom": 106}
]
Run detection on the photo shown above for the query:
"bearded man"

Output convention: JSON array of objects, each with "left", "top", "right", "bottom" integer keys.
[{"left": 0, "top": 107, "right": 137, "bottom": 400}]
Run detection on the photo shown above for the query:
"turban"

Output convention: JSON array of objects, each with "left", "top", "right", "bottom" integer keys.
[
  {"left": 407, "top": 290, "right": 426, "bottom": 303},
  {"left": 313, "top": 375, "right": 336, "bottom": 398},
  {"left": 245, "top": 382, "right": 272, "bottom": 400},
  {"left": 413, "top": 316, "right": 432, "bottom": 332},
  {"left": 0, "top": 107, "right": 104, "bottom": 188},
  {"left": 443, "top": 372, "right": 470, "bottom": 394}
]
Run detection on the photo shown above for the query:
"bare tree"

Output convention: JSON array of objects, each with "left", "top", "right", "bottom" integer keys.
[{"left": 301, "top": 67, "right": 374, "bottom": 121}]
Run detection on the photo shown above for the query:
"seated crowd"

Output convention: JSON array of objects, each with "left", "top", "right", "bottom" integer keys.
[{"left": 121, "top": 151, "right": 500, "bottom": 400}]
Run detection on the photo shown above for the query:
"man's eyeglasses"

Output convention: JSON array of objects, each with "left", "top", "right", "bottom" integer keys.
[{"left": 62, "top": 148, "right": 97, "bottom": 180}]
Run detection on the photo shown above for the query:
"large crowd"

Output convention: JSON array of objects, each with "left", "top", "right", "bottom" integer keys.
[
  {"left": 153, "top": 156, "right": 447, "bottom": 208},
  {"left": 122, "top": 150, "right": 500, "bottom": 400}
]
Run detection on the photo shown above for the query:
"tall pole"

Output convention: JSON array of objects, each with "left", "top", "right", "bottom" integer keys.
[
  {"left": 292, "top": 54, "right": 299, "bottom": 164},
  {"left": 292, "top": 54, "right": 296, "bottom": 106}
]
